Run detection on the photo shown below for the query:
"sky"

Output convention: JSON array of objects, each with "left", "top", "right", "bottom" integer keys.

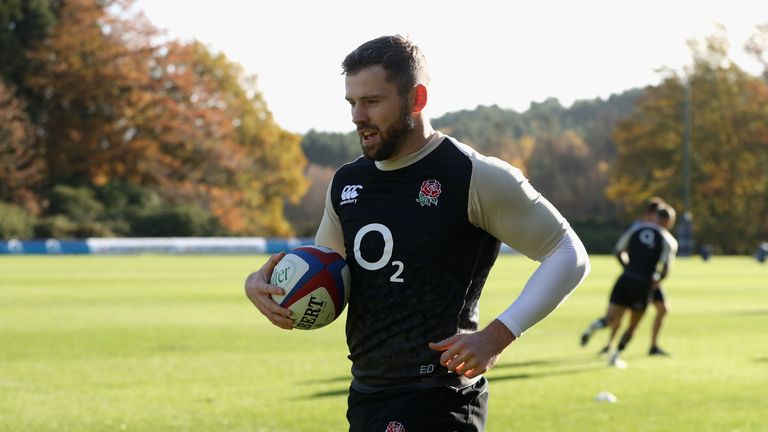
[{"left": 133, "top": 0, "right": 766, "bottom": 134}]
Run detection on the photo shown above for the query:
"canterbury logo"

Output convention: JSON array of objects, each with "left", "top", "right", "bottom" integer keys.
[{"left": 340, "top": 185, "right": 363, "bottom": 205}]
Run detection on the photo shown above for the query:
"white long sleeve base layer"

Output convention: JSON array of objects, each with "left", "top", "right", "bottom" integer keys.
[{"left": 496, "top": 227, "right": 590, "bottom": 338}]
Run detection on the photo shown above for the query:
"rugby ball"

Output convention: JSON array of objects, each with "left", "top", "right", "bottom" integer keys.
[{"left": 270, "top": 245, "right": 350, "bottom": 330}]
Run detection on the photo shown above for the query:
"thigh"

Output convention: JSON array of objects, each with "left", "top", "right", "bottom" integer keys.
[
  {"left": 626, "top": 308, "right": 647, "bottom": 331},
  {"left": 348, "top": 378, "right": 489, "bottom": 432},
  {"left": 605, "top": 303, "right": 626, "bottom": 325}
]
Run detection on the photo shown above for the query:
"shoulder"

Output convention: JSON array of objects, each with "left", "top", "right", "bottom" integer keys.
[
  {"left": 438, "top": 136, "right": 530, "bottom": 195},
  {"left": 634, "top": 221, "right": 660, "bottom": 232},
  {"left": 622, "top": 221, "right": 643, "bottom": 236},
  {"left": 335, "top": 155, "right": 370, "bottom": 173},
  {"left": 446, "top": 136, "right": 524, "bottom": 176},
  {"left": 660, "top": 228, "right": 678, "bottom": 250},
  {"left": 626, "top": 222, "right": 663, "bottom": 245},
  {"left": 331, "top": 156, "right": 372, "bottom": 182}
]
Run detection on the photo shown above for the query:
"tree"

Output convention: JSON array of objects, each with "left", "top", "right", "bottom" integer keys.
[
  {"left": 22, "top": 0, "right": 307, "bottom": 236},
  {"left": 609, "top": 32, "right": 768, "bottom": 253},
  {"left": 301, "top": 129, "right": 360, "bottom": 168},
  {"left": 0, "top": 80, "right": 43, "bottom": 213},
  {"left": 0, "top": 0, "right": 56, "bottom": 91},
  {"left": 153, "top": 41, "right": 308, "bottom": 235},
  {"left": 236, "top": 94, "right": 308, "bottom": 235},
  {"left": 284, "top": 163, "right": 335, "bottom": 236},
  {"left": 527, "top": 131, "right": 605, "bottom": 219},
  {"left": 24, "top": 0, "right": 158, "bottom": 186},
  {"left": 746, "top": 23, "right": 768, "bottom": 81}
]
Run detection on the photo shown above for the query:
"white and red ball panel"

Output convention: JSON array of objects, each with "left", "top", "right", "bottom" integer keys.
[{"left": 270, "top": 245, "right": 350, "bottom": 330}]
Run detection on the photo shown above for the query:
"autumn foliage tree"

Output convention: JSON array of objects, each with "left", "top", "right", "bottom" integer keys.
[
  {"left": 609, "top": 32, "right": 768, "bottom": 253},
  {"left": 24, "top": 0, "right": 156, "bottom": 186},
  {"left": 16, "top": 0, "right": 306, "bottom": 237},
  {"left": 159, "top": 11, "right": 305, "bottom": 237},
  {"left": 0, "top": 80, "right": 43, "bottom": 213},
  {"left": 746, "top": 23, "right": 768, "bottom": 81},
  {"left": 526, "top": 131, "right": 611, "bottom": 220}
]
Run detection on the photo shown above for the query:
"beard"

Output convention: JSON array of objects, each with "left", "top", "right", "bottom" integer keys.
[{"left": 359, "top": 101, "right": 415, "bottom": 161}]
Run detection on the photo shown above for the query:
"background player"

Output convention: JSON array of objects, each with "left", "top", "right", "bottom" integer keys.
[
  {"left": 648, "top": 205, "right": 678, "bottom": 356},
  {"left": 580, "top": 202, "right": 676, "bottom": 368},
  {"left": 581, "top": 197, "right": 664, "bottom": 355}
]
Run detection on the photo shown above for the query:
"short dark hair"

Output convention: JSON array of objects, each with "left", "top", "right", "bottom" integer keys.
[
  {"left": 341, "top": 35, "right": 429, "bottom": 98},
  {"left": 645, "top": 196, "right": 666, "bottom": 215},
  {"left": 657, "top": 205, "right": 676, "bottom": 226}
]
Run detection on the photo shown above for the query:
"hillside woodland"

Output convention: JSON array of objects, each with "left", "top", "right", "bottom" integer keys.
[{"left": 1, "top": 2, "right": 766, "bottom": 253}]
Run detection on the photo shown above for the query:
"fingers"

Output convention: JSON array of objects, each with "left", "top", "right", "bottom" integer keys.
[
  {"left": 443, "top": 347, "right": 473, "bottom": 373},
  {"left": 462, "top": 367, "right": 484, "bottom": 379},
  {"left": 244, "top": 253, "right": 294, "bottom": 330},
  {"left": 430, "top": 334, "right": 470, "bottom": 372},
  {"left": 264, "top": 252, "right": 286, "bottom": 275},
  {"left": 266, "top": 310, "right": 295, "bottom": 330},
  {"left": 428, "top": 334, "right": 459, "bottom": 351},
  {"left": 429, "top": 332, "right": 498, "bottom": 378},
  {"left": 259, "top": 296, "right": 295, "bottom": 330},
  {"left": 445, "top": 352, "right": 468, "bottom": 371},
  {"left": 444, "top": 352, "right": 488, "bottom": 378}
]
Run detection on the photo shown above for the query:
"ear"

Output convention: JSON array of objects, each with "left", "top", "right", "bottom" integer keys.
[{"left": 411, "top": 84, "right": 428, "bottom": 113}]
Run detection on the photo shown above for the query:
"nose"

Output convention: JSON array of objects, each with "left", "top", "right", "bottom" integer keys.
[{"left": 351, "top": 104, "right": 368, "bottom": 125}]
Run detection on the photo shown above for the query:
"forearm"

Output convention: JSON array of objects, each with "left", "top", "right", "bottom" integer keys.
[
  {"left": 496, "top": 228, "right": 590, "bottom": 337},
  {"left": 615, "top": 250, "right": 627, "bottom": 267}
]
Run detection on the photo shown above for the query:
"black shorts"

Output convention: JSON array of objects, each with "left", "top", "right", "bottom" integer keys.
[
  {"left": 347, "top": 377, "right": 488, "bottom": 432},
  {"left": 650, "top": 286, "right": 666, "bottom": 303},
  {"left": 609, "top": 274, "right": 651, "bottom": 311}
]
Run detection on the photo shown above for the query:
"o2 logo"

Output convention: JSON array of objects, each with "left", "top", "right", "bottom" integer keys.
[
  {"left": 639, "top": 229, "right": 656, "bottom": 249},
  {"left": 353, "top": 223, "right": 404, "bottom": 283}
]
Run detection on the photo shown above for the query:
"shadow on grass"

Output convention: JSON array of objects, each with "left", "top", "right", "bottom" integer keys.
[
  {"left": 305, "top": 355, "right": 609, "bottom": 398},
  {"left": 492, "top": 354, "right": 602, "bottom": 370},
  {"left": 301, "top": 375, "right": 352, "bottom": 385},
  {"left": 488, "top": 354, "right": 609, "bottom": 382},
  {"left": 300, "top": 376, "right": 350, "bottom": 399},
  {"left": 489, "top": 364, "right": 607, "bottom": 382},
  {"left": 308, "top": 388, "right": 349, "bottom": 398},
  {"left": 730, "top": 309, "right": 768, "bottom": 316}
]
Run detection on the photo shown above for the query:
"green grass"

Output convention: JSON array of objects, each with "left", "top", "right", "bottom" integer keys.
[{"left": 0, "top": 255, "right": 766, "bottom": 431}]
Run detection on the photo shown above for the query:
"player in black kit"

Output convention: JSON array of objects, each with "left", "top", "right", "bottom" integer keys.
[
  {"left": 580, "top": 204, "right": 677, "bottom": 368},
  {"left": 648, "top": 206, "right": 678, "bottom": 356},
  {"left": 245, "top": 35, "right": 590, "bottom": 431}
]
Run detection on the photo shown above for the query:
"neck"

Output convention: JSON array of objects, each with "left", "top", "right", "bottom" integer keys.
[{"left": 388, "top": 119, "right": 434, "bottom": 161}]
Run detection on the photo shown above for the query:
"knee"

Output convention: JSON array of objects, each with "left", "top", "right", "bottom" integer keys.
[
  {"left": 656, "top": 303, "right": 668, "bottom": 316},
  {"left": 623, "top": 328, "right": 635, "bottom": 338},
  {"left": 606, "top": 315, "right": 620, "bottom": 327}
]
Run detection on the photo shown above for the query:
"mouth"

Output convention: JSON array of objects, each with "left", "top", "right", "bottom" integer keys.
[{"left": 359, "top": 129, "right": 379, "bottom": 145}]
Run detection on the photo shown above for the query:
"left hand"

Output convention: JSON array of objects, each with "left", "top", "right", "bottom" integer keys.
[{"left": 428, "top": 319, "right": 517, "bottom": 379}]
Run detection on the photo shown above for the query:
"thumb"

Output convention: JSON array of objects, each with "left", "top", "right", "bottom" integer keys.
[{"left": 429, "top": 334, "right": 460, "bottom": 351}]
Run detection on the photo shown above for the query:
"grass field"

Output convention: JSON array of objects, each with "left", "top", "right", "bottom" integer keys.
[{"left": 0, "top": 254, "right": 766, "bottom": 431}]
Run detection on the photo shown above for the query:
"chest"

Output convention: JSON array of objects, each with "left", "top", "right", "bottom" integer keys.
[
  {"left": 628, "top": 228, "right": 663, "bottom": 259},
  {"left": 334, "top": 157, "right": 483, "bottom": 269}
]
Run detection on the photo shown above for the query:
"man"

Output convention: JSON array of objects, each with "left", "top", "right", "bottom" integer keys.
[
  {"left": 580, "top": 203, "right": 676, "bottom": 368},
  {"left": 648, "top": 206, "right": 678, "bottom": 356},
  {"left": 245, "top": 35, "right": 590, "bottom": 431},
  {"left": 585, "top": 197, "right": 665, "bottom": 356}
]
